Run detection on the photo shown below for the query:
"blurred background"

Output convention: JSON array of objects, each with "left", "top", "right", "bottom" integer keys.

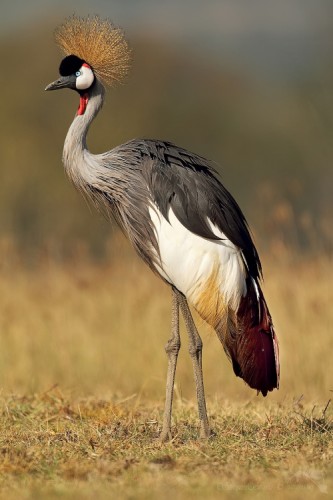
[
  {"left": 0, "top": 1, "right": 332, "bottom": 401},
  {"left": 1, "top": 0, "right": 333, "bottom": 258}
]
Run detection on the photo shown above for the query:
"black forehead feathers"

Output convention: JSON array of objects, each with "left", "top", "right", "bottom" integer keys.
[{"left": 59, "top": 55, "right": 85, "bottom": 76}]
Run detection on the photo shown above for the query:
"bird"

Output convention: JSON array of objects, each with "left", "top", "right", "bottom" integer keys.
[{"left": 45, "top": 15, "right": 280, "bottom": 441}]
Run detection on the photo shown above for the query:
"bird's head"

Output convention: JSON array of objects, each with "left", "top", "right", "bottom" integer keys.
[
  {"left": 45, "top": 15, "right": 131, "bottom": 115},
  {"left": 45, "top": 55, "right": 96, "bottom": 115}
]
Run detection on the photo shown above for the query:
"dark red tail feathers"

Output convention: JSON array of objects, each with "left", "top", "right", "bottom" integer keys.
[{"left": 229, "top": 278, "right": 280, "bottom": 396}]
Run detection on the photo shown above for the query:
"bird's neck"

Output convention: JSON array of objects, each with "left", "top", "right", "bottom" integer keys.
[{"left": 63, "top": 80, "right": 105, "bottom": 186}]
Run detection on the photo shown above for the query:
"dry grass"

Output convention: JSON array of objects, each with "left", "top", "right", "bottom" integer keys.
[
  {"left": 0, "top": 235, "right": 332, "bottom": 498},
  {"left": 0, "top": 392, "right": 332, "bottom": 499}
]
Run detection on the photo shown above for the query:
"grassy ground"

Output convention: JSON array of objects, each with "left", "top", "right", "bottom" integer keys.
[
  {"left": 0, "top": 392, "right": 332, "bottom": 499},
  {"left": 0, "top": 237, "right": 332, "bottom": 498}
]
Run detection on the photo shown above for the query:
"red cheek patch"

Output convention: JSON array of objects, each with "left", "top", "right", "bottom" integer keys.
[{"left": 77, "top": 93, "right": 89, "bottom": 115}]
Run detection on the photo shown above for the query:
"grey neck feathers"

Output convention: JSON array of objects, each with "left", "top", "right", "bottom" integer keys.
[{"left": 62, "top": 79, "right": 105, "bottom": 187}]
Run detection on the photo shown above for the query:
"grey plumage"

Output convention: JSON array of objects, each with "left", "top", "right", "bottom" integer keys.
[
  {"left": 62, "top": 79, "right": 260, "bottom": 280},
  {"left": 62, "top": 80, "right": 158, "bottom": 270}
]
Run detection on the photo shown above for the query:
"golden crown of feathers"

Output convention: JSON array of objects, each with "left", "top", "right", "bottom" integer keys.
[{"left": 55, "top": 15, "right": 131, "bottom": 86}]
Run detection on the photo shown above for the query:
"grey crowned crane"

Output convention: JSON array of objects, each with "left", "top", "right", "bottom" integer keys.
[{"left": 45, "top": 15, "right": 279, "bottom": 441}]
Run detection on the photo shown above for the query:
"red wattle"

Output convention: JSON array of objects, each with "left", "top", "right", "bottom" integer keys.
[{"left": 77, "top": 93, "right": 89, "bottom": 115}]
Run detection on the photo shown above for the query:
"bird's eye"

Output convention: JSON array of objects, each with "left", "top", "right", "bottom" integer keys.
[{"left": 75, "top": 71, "right": 81, "bottom": 77}]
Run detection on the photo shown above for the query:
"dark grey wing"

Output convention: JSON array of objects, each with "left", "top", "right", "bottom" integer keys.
[{"left": 141, "top": 140, "right": 262, "bottom": 281}]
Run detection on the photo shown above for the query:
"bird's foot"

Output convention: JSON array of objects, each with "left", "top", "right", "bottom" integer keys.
[
  {"left": 159, "top": 428, "right": 172, "bottom": 443},
  {"left": 199, "top": 422, "right": 212, "bottom": 440}
]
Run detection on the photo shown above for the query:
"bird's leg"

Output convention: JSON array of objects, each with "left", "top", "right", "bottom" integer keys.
[
  {"left": 160, "top": 287, "right": 181, "bottom": 443},
  {"left": 178, "top": 295, "right": 211, "bottom": 439}
]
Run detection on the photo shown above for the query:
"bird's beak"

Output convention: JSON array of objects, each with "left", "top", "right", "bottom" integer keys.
[{"left": 45, "top": 75, "right": 76, "bottom": 91}]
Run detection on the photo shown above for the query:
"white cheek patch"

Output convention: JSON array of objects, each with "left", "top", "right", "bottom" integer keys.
[{"left": 75, "top": 64, "right": 95, "bottom": 90}]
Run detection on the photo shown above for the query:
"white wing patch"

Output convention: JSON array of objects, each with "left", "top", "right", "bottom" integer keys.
[{"left": 148, "top": 204, "right": 246, "bottom": 313}]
